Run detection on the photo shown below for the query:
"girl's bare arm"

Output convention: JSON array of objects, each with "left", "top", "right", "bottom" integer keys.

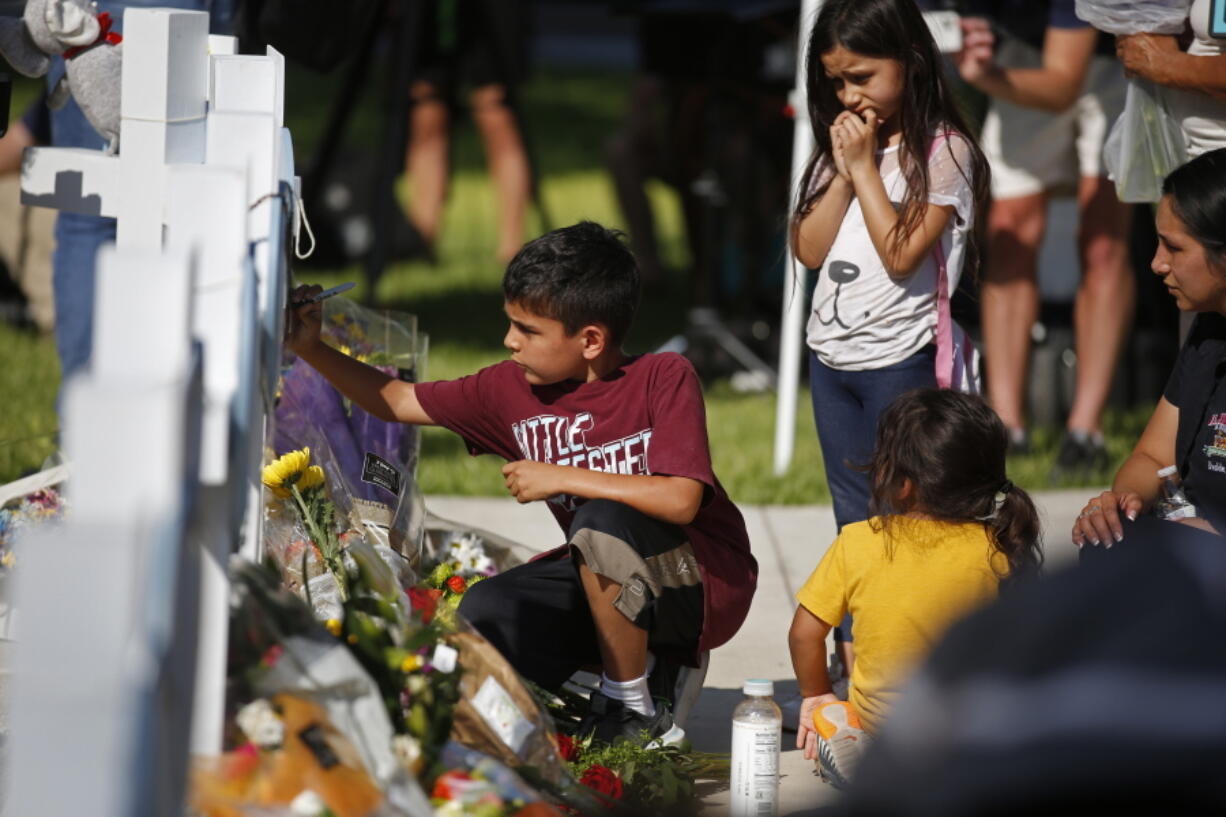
[{"left": 792, "top": 174, "right": 854, "bottom": 270}]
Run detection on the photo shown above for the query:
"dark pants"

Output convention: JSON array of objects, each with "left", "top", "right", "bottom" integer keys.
[
  {"left": 457, "top": 499, "right": 704, "bottom": 691},
  {"left": 809, "top": 346, "right": 937, "bottom": 640}
]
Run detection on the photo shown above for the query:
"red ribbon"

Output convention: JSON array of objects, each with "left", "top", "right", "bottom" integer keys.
[{"left": 64, "top": 12, "right": 122, "bottom": 60}]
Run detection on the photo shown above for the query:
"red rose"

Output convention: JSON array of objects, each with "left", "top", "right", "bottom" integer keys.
[
  {"left": 579, "top": 764, "right": 623, "bottom": 800},
  {"left": 556, "top": 733, "right": 578, "bottom": 762},
  {"left": 409, "top": 586, "right": 444, "bottom": 624},
  {"left": 431, "top": 770, "right": 470, "bottom": 800},
  {"left": 446, "top": 575, "right": 467, "bottom": 594}
]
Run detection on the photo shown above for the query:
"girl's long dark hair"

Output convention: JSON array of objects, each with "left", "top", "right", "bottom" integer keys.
[
  {"left": 867, "top": 389, "right": 1043, "bottom": 586},
  {"left": 792, "top": 0, "right": 990, "bottom": 276}
]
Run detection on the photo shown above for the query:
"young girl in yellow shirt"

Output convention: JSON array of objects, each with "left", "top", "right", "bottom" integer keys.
[{"left": 789, "top": 388, "right": 1042, "bottom": 787}]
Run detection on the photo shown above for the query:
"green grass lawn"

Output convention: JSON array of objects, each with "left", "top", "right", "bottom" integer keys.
[{"left": 0, "top": 69, "right": 1142, "bottom": 501}]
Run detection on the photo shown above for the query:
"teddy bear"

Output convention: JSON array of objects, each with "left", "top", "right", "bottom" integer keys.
[{"left": 0, "top": 0, "right": 123, "bottom": 151}]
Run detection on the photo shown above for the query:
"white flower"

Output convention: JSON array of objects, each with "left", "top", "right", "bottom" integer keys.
[
  {"left": 236, "top": 699, "right": 284, "bottom": 748},
  {"left": 444, "top": 532, "right": 492, "bottom": 577},
  {"left": 391, "top": 734, "right": 423, "bottom": 774},
  {"left": 289, "top": 790, "right": 327, "bottom": 816}
]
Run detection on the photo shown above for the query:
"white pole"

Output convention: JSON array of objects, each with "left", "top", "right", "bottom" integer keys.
[{"left": 773, "top": 0, "right": 823, "bottom": 476}]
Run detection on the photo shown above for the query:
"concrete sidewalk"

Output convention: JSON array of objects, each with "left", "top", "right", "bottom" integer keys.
[{"left": 427, "top": 489, "right": 1095, "bottom": 814}]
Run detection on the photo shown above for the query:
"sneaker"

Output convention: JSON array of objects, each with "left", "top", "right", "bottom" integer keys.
[
  {"left": 1007, "top": 427, "right": 1031, "bottom": 456},
  {"left": 579, "top": 691, "right": 686, "bottom": 748},
  {"left": 1049, "top": 430, "right": 1109, "bottom": 483},
  {"left": 814, "top": 702, "right": 868, "bottom": 790}
]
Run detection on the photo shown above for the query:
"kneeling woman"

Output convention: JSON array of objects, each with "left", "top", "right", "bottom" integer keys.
[{"left": 1073, "top": 148, "right": 1226, "bottom": 546}]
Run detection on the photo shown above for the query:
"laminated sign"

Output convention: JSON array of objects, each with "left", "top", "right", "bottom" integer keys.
[
  {"left": 472, "top": 676, "right": 535, "bottom": 754},
  {"left": 361, "top": 452, "right": 402, "bottom": 497}
]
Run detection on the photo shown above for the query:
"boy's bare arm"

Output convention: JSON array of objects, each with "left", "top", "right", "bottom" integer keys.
[
  {"left": 500, "top": 460, "right": 704, "bottom": 526},
  {"left": 287, "top": 285, "right": 436, "bottom": 426}
]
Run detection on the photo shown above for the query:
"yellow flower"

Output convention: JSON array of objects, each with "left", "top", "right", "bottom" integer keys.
[
  {"left": 262, "top": 448, "right": 312, "bottom": 498},
  {"left": 298, "top": 465, "right": 326, "bottom": 492},
  {"left": 1, "top": 551, "right": 14, "bottom": 569},
  {"left": 330, "top": 313, "right": 347, "bottom": 326},
  {"left": 400, "top": 655, "right": 423, "bottom": 673},
  {"left": 325, "top": 618, "right": 342, "bottom": 637}
]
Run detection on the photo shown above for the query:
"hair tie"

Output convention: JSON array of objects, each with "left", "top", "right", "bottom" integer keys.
[{"left": 976, "top": 480, "right": 1013, "bottom": 522}]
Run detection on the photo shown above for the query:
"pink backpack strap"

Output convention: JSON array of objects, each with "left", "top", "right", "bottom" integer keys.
[{"left": 928, "top": 131, "right": 955, "bottom": 390}]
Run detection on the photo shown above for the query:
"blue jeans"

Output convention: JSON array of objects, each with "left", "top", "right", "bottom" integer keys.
[
  {"left": 50, "top": 0, "right": 234, "bottom": 389},
  {"left": 809, "top": 346, "right": 938, "bottom": 530}
]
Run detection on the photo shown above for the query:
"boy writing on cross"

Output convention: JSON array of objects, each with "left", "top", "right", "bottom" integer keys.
[{"left": 288, "top": 221, "right": 756, "bottom": 742}]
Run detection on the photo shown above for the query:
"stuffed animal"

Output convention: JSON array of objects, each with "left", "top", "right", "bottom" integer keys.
[{"left": 0, "top": 0, "right": 123, "bottom": 151}]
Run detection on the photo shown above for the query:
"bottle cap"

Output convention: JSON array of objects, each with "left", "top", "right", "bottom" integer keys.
[
  {"left": 743, "top": 679, "right": 773, "bottom": 696},
  {"left": 1158, "top": 465, "right": 1178, "bottom": 478}
]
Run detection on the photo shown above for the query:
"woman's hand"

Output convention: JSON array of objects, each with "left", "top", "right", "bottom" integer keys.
[
  {"left": 836, "top": 110, "right": 879, "bottom": 180},
  {"left": 1116, "top": 33, "right": 1180, "bottom": 83},
  {"left": 955, "top": 17, "right": 997, "bottom": 86},
  {"left": 286, "top": 284, "right": 324, "bottom": 356},
  {"left": 796, "top": 694, "right": 842, "bottom": 761},
  {"left": 1072, "top": 490, "right": 1142, "bottom": 548}
]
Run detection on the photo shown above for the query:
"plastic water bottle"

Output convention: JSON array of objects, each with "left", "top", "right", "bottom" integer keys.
[
  {"left": 730, "top": 678, "right": 781, "bottom": 817},
  {"left": 1154, "top": 465, "right": 1197, "bottom": 520}
]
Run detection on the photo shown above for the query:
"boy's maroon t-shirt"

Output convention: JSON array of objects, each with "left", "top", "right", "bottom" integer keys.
[{"left": 415, "top": 352, "right": 757, "bottom": 653}]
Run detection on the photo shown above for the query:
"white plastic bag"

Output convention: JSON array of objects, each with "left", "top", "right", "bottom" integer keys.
[
  {"left": 1103, "top": 79, "right": 1189, "bottom": 202},
  {"left": 1074, "top": 0, "right": 1192, "bottom": 34}
]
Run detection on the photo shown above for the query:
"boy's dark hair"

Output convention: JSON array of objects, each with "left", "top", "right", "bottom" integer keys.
[
  {"left": 502, "top": 221, "right": 641, "bottom": 344},
  {"left": 793, "top": 0, "right": 991, "bottom": 279},
  {"left": 867, "top": 389, "right": 1043, "bottom": 586},
  {"left": 1162, "top": 147, "right": 1226, "bottom": 271}
]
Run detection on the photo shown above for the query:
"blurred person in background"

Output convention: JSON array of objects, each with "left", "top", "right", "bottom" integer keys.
[
  {"left": 1114, "top": 0, "right": 1226, "bottom": 159},
  {"left": 954, "top": 1, "right": 1133, "bottom": 481},
  {"left": 403, "top": 0, "right": 532, "bottom": 265},
  {"left": 0, "top": 93, "right": 54, "bottom": 335}
]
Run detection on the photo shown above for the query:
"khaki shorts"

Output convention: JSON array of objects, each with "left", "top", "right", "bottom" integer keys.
[{"left": 981, "top": 39, "right": 1127, "bottom": 199}]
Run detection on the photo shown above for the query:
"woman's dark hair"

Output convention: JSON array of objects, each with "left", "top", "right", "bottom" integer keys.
[
  {"left": 1162, "top": 147, "right": 1226, "bottom": 271},
  {"left": 503, "top": 221, "right": 641, "bottom": 344},
  {"left": 867, "top": 389, "right": 1043, "bottom": 585},
  {"left": 792, "top": 0, "right": 990, "bottom": 276}
]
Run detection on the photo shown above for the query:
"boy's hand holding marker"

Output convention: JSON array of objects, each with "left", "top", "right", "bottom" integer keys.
[{"left": 286, "top": 283, "right": 326, "bottom": 356}]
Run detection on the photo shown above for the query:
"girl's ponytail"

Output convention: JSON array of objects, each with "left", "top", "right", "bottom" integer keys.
[{"left": 986, "top": 482, "right": 1043, "bottom": 591}]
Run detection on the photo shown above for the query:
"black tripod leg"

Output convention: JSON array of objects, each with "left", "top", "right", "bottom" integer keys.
[
  {"left": 366, "top": 0, "right": 425, "bottom": 304},
  {"left": 302, "top": 0, "right": 385, "bottom": 197}
]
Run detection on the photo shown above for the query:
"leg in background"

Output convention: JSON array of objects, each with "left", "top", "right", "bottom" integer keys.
[
  {"left": 606, "top": 76, "right": 665, "bottom": 284},
  {"left": 1066, "top": 175, "right": 1134, "bottom": 435},
  {"left": 471, "top": 83, "right": 531, "bottom": 264},
  {"left": 404, "top": 80, "right": 450, "bottom": 250},
  {"left": 980, "top": 192, "right": 1047, "bottom": 436}
]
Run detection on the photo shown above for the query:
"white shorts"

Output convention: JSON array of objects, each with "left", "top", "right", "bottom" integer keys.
[{"left": 980, "top": 38, "right": 1127, "bottom": 199}]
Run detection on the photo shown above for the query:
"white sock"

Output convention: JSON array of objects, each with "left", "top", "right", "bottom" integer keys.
[{"left": 600, "top": 673, "right": 655, "bottom": 718}]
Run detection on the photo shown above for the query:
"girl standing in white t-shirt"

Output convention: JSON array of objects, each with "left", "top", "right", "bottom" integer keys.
[{"left": 791, "top": 0, "right": 990, "bottom": 539}]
